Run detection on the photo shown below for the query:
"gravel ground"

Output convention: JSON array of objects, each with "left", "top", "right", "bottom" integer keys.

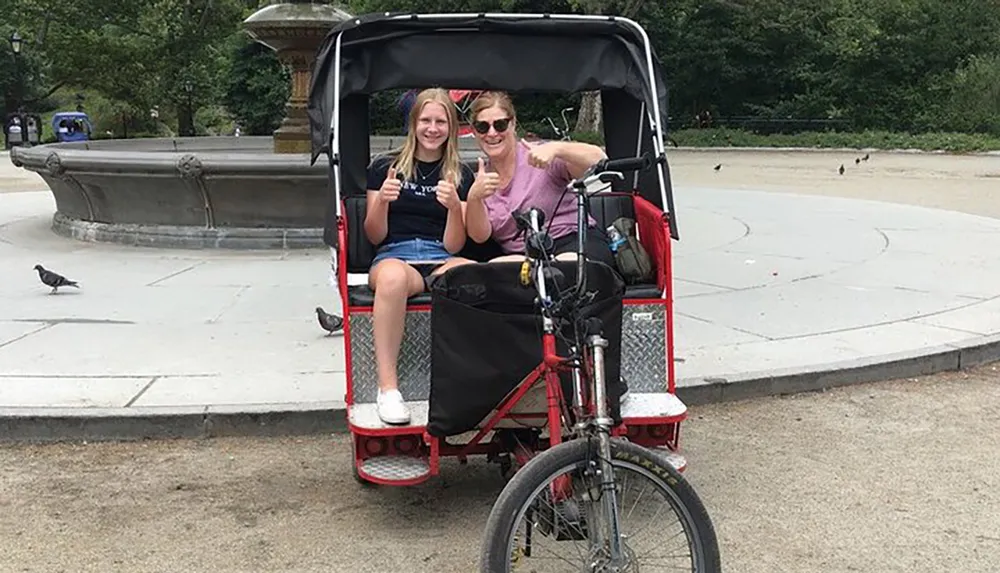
[{"left": 2, "top": 367, "right": 998, "bottom": 572}]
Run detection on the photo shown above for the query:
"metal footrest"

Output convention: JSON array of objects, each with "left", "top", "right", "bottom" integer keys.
[
  {"left": 359, "top": 455, "right": 431, "bottom": 484},
  {"left": 620, "top": 392, "right": 687, "bottom": 420},
  {"left": 349, "top": 401, "right": 429, "bottom": 431}
]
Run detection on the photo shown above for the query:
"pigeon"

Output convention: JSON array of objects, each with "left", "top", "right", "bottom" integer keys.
[
  {"left": 34, "top": 264, "right": 79, "bottom": 294},
  {"left": 713, "top": 164, "right": 722, "bottom": 171},
  {"left": 838, "top": 164, "right": 845, "bottom": 175},
  {"left": 862, "top": 153, "right": 870, "bottom": 161},
  {"left": 315, "top": 306, "right": 343, "bottom": 336},
  {"left": 855, "top": 157, "right": 861, "bottom": 165}
]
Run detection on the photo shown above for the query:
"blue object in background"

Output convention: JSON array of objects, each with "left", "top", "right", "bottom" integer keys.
[
  {"left": 398, "top": 89, "right": 418, "bottom": 134},
  {"left": 52, "top": 111, "right": 93, "bottom": 142}
]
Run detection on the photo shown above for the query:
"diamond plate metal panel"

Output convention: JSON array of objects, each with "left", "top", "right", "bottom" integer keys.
[
  {"left": 360, "top": 456, "right": 430, "bottom": 481},
  {"left": 621, "top": 303, "right": 669, "bottom": 393},
  {"left": 349, "top": 310, "right": 432, "bottom": 404},
  {"left": 349, "top": 302, "right": 670, "bottom": 404}
]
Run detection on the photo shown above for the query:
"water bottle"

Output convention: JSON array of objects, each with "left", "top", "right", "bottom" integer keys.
[{"left": 607, "top": 225, "right": 626, "bottom": 253}]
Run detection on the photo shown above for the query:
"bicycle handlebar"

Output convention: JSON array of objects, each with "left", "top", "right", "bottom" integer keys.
[
  {"left": 592, "top": 154, "right": 653, "bottom": 174},
  {"left": 569, "top": 153, "right": 655, "bottom": 193},
  {"left": 517, "top": 152, "right": 658, "bottom": 331}
]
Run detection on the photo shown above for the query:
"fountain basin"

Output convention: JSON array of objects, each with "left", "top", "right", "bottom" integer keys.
[{"left": 9, "top": 136, "right": 483, "bottom": 249}]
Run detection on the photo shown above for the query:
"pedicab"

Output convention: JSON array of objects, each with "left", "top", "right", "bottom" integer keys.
[{"left": 308, "top": 12, "right": 721, "bottom": 572}]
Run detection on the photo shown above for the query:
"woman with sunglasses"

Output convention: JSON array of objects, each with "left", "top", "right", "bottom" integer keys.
[
  {"left": 463, "top": 91, "right": 618, "bottom": 269},
  {"left": 364, "top": 87, "right": 475, "bottom": 425}
]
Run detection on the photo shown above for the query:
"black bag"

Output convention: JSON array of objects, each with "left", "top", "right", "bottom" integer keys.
[
  {"left": 427, "top": 260, "right": 625, "bottom": 437},
  {"left": 608, "top": 217, "right": 654, "bottom": 284}
]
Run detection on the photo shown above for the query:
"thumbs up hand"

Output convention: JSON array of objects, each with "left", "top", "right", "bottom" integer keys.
[
  {"left": 525, "top": 141, "right": 557, "bottom": 169},
  {"left": 378, "top": 166, "right": 401, "bottom": 204},
  {"left": 469, "top": 157, "right": 499, "bottom": 201},
  {"left": 436, "top": 177, "right": 460, "bottom": 211}
]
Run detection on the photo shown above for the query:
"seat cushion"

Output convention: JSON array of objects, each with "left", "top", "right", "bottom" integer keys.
[
  {"left": 344, "top": 196, "right": 377, "bottom": 273},
  {"left": 623, "top": 283, "right": 663, "bottom": 299},
  {"left": 588, "top": 193, "right": 636, "bottom": 230},
  {"left": 347, "top": 284, "right": 432, "bottom": 307}
]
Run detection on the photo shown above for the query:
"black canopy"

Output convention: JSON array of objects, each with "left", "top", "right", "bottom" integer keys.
[
  {"left": 307, "top": 12, "right": 671, "bottom": 163},
  {"left": 307, "top": 12, "right": 679, "bottom": 246}
]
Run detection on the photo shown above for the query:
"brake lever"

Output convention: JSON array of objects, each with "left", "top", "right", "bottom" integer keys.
[
  {"left": 598, "top": 171, "right": 625, "bottom": 184},
  {"left": 512, "top": 207, "right": 546, "bottom": 232}
]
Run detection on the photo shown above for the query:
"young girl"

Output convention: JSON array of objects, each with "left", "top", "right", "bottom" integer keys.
[{"left": 364, "top": 88, "right": 475, "bottom": 424}]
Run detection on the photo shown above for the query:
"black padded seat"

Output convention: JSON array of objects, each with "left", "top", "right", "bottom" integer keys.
[
  {"left": 344, "top": 196, "right": 378, "bottom": 274},
  {"left": 622, "top": 283, "right": 663, "bottom": 299},
  {"left": 346, "top": 274, "right": 661, "bottom": 307},
  {"left": 347, "top": 284, "right": 430, "bottom": 307},
  {"left": 587, "top": 192, "right": 636, "bottom": 230}
]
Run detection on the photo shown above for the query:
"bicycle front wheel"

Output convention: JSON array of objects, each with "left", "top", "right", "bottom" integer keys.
[{"left": 480, "top": 437, "right": 721, "bottom": 572}]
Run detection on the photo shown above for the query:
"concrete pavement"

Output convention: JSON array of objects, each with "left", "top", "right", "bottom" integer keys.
[{"left": 4, "top": 173, "right": 1000, "bottom": 439}]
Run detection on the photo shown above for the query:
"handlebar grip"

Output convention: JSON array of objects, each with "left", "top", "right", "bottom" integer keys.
[{"left": 598, "top": 155, "right": 652, "bottom": 173}]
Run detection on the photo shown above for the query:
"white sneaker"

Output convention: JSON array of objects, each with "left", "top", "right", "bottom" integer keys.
[{"left": 377, "top": 389, "right": 411, "bottom": 425}]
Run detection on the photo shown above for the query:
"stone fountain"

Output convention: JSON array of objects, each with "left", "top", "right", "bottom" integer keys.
[
  {"left": 244, "top": 1, "right": 353, "bottom": 154},
  {"left": 7, "top": 1, "right": 378, "bottom": 249}
]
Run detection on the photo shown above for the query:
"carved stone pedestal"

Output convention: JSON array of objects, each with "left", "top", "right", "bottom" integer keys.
[{"left": 243, "top": 1, "right": 352, "bottom": 154}]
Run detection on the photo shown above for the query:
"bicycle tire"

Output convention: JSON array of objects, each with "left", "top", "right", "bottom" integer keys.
[{"left": 480, "top": 437, "right": 722, "bottom": 572}]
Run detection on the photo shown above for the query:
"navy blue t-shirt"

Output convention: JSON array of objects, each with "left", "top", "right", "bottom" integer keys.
[{"left": 366, "top": 154, "right": 475, "bottom": 247}]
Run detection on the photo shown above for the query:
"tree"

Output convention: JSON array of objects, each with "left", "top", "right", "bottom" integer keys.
[{"left": 223, "top": 36, "right": 290, "bottom": 135}]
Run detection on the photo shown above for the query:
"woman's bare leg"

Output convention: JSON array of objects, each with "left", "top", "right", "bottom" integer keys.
[
  {"left": 489, "top": 254, "right": 528, "bottom": 263},
  {"left": 431, "top": 256, "right": 476, "bottom": 275}
]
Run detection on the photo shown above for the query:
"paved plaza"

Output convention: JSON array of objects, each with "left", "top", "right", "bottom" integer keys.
[{"left": 1, "top": 149, "right": 1000, "bottom": 438}]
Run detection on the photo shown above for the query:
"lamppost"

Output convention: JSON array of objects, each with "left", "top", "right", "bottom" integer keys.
[
  {"left": 9, "top": 30, "right": 21, "bottom": 55},
  {"left": 8, "top": 31, "right": 25, "bottom": 147},
  {"left": 182, "top": 80, "right": 193, "bottom": 137}
]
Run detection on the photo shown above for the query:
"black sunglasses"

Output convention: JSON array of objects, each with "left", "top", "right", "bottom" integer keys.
[{"left": 472, "top": 117, "right": 511, "bottom": 134}]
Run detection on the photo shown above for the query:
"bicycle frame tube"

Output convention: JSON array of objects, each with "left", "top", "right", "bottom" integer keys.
[
  {"left": 328, "top": 30, "right": 344, "bottom": 219},
  {"left": 575, "top": 183, "right": 588, "bottom": 295}
]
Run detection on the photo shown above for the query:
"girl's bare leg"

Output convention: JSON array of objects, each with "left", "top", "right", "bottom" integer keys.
[{"left": 368, "top": 259, "right": 425, "bottom": 424}]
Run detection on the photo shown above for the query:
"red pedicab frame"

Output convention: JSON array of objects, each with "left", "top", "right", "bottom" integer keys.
[{"left": 307, "top": 12, "right": 686, "bottom": 486}]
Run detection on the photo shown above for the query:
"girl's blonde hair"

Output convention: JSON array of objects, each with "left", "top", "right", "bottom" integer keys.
[{"left": 390, "top": 88, "right": 464, "bottom": 188}]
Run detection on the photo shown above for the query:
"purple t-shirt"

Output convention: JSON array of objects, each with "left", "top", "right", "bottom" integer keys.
[{"left": 484, "top": 142, "right": 596, "bottom": 254}]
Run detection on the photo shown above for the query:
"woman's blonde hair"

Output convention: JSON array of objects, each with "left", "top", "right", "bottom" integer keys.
[
  {"left": 469, "top": 91, "right": 517, "bottom": 123},
  {"left": 390, "top": 88, "right": 464, "bottom": 188}
]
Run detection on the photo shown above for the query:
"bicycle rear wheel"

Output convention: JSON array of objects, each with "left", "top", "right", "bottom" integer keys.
[{"left": 480, "top": 437, "right": 721, "bottom": 572}]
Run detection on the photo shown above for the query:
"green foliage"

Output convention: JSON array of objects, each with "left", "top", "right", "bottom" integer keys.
[
  {"left": 2, "top": 0, "right": 249, "bottom": 133},
  {"left": 929, "top": 54, "right": 1000, "bottom": 135},
  {"left": 222, "top": 36, "right": 289, "bottom": 135},
  {"left": 638, "top": 0, "right": 1000, "bottom": 136},
  {"left": 4, "top": 0, "right": 1000, "bottom": 143},
  {"left": 670, "top": 127, "right": 1000, "bottom": 153}
]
